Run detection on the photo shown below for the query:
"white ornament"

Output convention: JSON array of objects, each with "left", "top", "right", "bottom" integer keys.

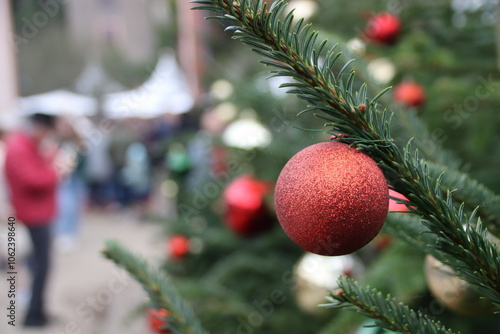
[
  {"left": 367, "top": 58, "right": 396, "bottom": 84},
  {"left": 222, "top": 118, "right": 272, "bottom": 150},
  {"left": 346, "top": 38, "right": 366, "bottom": 56},
  {"left": 211, "top": 79, "right": 235, "bottom": 101},
  {"left": 294, "top": 252, "right": 364, "bottom": 313},
  {"left": 288, "top": 0, "right": 318, "bottom": 21}
]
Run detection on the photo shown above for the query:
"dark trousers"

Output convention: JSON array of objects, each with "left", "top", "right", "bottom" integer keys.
[{"left": 25, "top": 224, "right": 52, "bottom": 324}]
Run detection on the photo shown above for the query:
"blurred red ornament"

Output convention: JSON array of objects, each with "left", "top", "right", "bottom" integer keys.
[
  {"left": 148, "top": 308, "right": 171, "bottom": 334},
  {"left": 223, "top": 175, "right": 274, "bottom": 236},
  {"left": 388, "top": 189, "right": 411, "bottom": 212},
  {"left": 394, "top": 82, "right": 426, "bottom": 107},
  {"left": 168, "top": 235, "right": 190, "bottom": 259},
  {"left": 275, "top": 142, "right": 389, "bottom": 256},
  {"left": 365, "top": 13, "right": 401, "bottom": 44},
  {"left": 372, "top": 233, "right": 394, "bottom": 251}
]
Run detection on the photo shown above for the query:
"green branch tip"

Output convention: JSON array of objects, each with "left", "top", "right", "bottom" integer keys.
[
  {"left": 102, "top": 240, "right": 210, "bottom": 334},
  {"left": 325, "top": 277, "right": 459, "bottom": 334}
]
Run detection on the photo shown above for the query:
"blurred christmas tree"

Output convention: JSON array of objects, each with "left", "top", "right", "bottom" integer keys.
[{"left": 104, "top": 1, "right": 500, "bottom": 333}]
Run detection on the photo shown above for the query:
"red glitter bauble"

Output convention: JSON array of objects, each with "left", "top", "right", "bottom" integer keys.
[
  {"left": 274, "top": 142, "right": 389, "bottom": 256},
  {"left": 224, "top": 175, "right": 274, "bottom": 237},
  {"left": 148, "top": 308, "right": 171, "bottom": 334},
  {"left": 365, "top": 13, "right": 401, "bottom": 44},
  {"left": 394, "top": 82, "right": 426, "bottom": 107},
  {"left": 168, "top": 235, "right": 190, "bottom": 259}
]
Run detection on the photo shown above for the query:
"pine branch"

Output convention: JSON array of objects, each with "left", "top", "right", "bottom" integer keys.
[
  {"left": 336, "top": 39, "right": 500, "bottom": 233},
  {"left": 428, "top": 164, "right": 500, "bottom": 234},
  {"left": 383, "top": 213, "right": 469, "bottom": 272},
  {"left": 384, "top": 214, "right": 437, "bottom": 255},
  {"left": 192, "top": 0, "right": 500, "bottom": 313},
  {"left": 324, "top": 277, "right": 459, "bottom": 334},
  {"left": 337, "top": 41, "right": 500, "bottom": 232},
  {"left": 102, "top": 240, "right": 209, "bottom": 334},
  {"left": 336, "top": 41, "right": 462, "bottom": 169}
]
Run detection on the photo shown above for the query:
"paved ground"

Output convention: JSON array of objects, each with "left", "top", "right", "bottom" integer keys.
[{"left": 0, "top": 210, "right": 167, "bottom": 334}]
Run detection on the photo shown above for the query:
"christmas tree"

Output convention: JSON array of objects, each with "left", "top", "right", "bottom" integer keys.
[{"left": 104, "top": 0, "right": 500, "bottom": 333}]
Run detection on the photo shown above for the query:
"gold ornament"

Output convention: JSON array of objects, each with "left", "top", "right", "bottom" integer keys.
[
  {"left": 294, "top": 252, "right": 364, "bottom": 314},
  {"left": 425, "top": 255, "right": 497, "bottom": 316}
]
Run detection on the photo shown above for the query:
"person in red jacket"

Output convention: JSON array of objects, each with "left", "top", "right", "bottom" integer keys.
[{"left": 4, "top": 113, "right": 58, "bottom": 327}]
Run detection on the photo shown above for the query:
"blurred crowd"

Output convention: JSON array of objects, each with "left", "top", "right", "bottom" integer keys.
[
  {"left": 0, "top": 111, "right": 194, "bottom": 327},
  {"left": 1, "top": 112, "right": 194, "bottom": 220}
]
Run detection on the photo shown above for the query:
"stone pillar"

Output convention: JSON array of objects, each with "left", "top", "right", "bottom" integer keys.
[
  {"left": 177, "top": 0, "right": 206, "bottom": 104},
  {"left": 0, "top": 1, "right": 19, "bottom": 130}
]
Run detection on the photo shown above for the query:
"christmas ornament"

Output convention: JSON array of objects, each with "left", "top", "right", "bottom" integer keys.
[
  {"left": 274, "top": 142, "right": 389, "bottom": 256},
  {"left": 210, "top": 79, "right": 234, "bottom": 100},
  {"left": 388, "top": 189, "right": 410, "bottom": 212},
  {"left": 294, "top": 252, "right": 364, "bottom": 314},
  {"left": 213, "top": 102, "right": 238, "bottom": 122},
  {"left": 365, "top": 13, "right": 401, "bottom": 45},
  {"left": 222, "top": 118, "right": 272, "bottom": 150},
  {"left": 346, "top": 38, "right": 366, "bottom": 56},
  {"left": 288, "top": 0, "right": 318, "bottom": 21},
  {"left": 147, "top": 308, "right": 171, "bottom": 334},
  {"left": 166, "top": 143, "right": 190, "bottom": 174},
  {"left": 393, "top": 82, "right": 426, "bottom": 108},
  {"left": 425, "top": 255, "right": 497, "bottom": 316},
  {"left": 367, "top": 58, "right": 396, "bottom": 84},
  {"left": 168, "top": 235, "right": 190, "bottom": 260},
  {"left": 223, "top": 175, "right": 274, "bottom": 237}
]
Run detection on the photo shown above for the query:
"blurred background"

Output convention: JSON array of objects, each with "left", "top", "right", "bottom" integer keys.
[{"left": 1, "top": 0, "right": 500, "bottom": 333}]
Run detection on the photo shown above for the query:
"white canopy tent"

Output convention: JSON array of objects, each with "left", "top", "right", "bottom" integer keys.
[
  {"left": 74, "top": 56, "right": 124, "bottom": 96},
  {"left": 102, "top": 52, "right": 194, "bottom": 119},
  {"left": 19, "top": 89, "right": 98, "bottom": 117}
]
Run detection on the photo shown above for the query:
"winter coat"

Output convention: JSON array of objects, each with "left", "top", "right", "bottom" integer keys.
[{"left": 4, "top": 132, "right": 58, "bottom": 226}]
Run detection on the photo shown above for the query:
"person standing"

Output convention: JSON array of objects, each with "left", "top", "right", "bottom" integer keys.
[
  {"left": 53, "top": 117, "right": 87, "bottom": 252},
  {"left": 4, "top": 113, "right": 58, "bottom": 327}
]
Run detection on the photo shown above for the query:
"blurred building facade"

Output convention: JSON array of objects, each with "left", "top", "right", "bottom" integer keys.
[{"left": 66, "top": 0, "right": 164, "bottom": 63}]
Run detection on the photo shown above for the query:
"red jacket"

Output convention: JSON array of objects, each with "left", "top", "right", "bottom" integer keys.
[{"left": 4, "top": 132, "right": 58, "bottom": 226}]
